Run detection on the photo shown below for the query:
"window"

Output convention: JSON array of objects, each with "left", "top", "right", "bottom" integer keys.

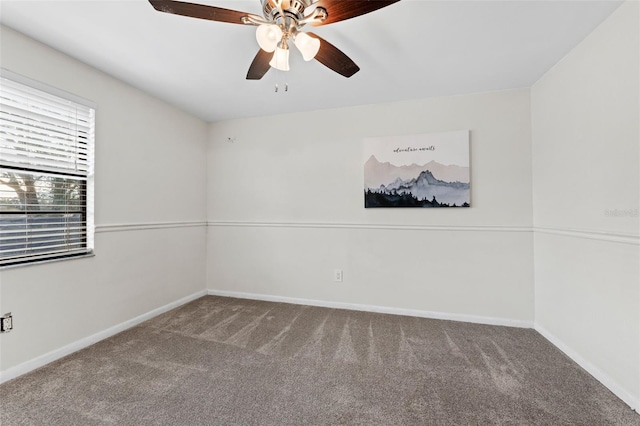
[{"left": 0, "top": 70, "right": 95, "bottom": 267}]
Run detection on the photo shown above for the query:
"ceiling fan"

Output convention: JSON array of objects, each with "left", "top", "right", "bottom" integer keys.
[{"left": 149, "top": 0, "right": 401, "bottom": 80}]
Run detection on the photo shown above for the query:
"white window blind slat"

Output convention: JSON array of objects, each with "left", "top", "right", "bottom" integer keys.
[
  {"left": 2, "top": 239, "right": 86, "bottom": 251},
  {"left": 0, "top": 149, "right": 89, "bottom": 173},
  {"left": 0, "top": 138, "right": 88, "bottom": 162},
  {"left": 0, "top": 80, "right": 93, "bottom": 122},
  {"left": 0, "top": 105, "right": 91, "bottom": 174},
  {"left": 1, "top": 127, "right": 89, "bottom": 149},
  {"left": 0, "top": 111, "right": 91, "bottom": 136},
  {"left": 0, "top": 248, "right": 89, "bottom": 263},
  {"left": 0, "top": 108, "right": 91, "bottom": 149},
  {"left": 0, "top": 102, "right": 92, "bottom": 132},
  {"left": 0, "top": 124, "right": 89, "bottom": 152},
  {"left": 2, "top": 231, "right": 87, "bottom": 241},
  {"left": 2, "top": 235, "right": 86, "bottom": 247},
  {"left": 0, "top": 228, "right": 87, "bottom": 238},
  {"left": 0, "top": 122, "right": 90, "bottom": 150},
  {"left": 1, "top": 244, "right": 87, "bottom": 261}
]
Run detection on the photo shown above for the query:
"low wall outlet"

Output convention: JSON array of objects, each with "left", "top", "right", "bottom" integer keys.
[
  {"left": 334, "top": 269, "right": 343, "bottom": 282},
  {"left": 1, "top": 313, "right": 13, "bottom": 333}
]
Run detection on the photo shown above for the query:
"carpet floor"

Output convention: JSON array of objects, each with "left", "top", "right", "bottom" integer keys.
[{"left": 1, "top": 296, "right": 638, "bottom": 425}]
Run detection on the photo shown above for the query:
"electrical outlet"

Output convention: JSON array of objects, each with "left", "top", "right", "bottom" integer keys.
[
  {"left": 334, "top": 269, "right": 343, "bottom": 282},
  {"left": 1, "top": 313, "right": 13, "bottom": 333}
]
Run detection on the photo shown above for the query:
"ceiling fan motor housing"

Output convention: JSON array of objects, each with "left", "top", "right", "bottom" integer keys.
[{"left": 262, "top": 0, "right": 310, "bottom": 23}]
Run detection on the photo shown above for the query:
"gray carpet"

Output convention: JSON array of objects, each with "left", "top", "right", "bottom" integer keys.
[{"left": 1, "top": 296, "right": 638, "bottom": 425}]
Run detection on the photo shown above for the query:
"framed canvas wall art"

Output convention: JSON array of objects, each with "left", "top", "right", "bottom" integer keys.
[{"left": 364, "top": 130, "right": 470, "bottom": 208}]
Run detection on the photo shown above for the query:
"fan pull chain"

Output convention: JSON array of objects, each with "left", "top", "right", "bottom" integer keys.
[{"left": 274, "top": 83, "right": 289, "bottom": 93}]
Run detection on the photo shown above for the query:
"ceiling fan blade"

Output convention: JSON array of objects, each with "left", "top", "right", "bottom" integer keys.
[
  {"left": 247, "top": 49, "right": 272, "bottom": 80},
  {"left": 307, "top": 33, "right": 360, "bottom": 78},
  {"left": 149, "top": 0, "right": 257, "bottom": 25},
  {"left": 310, "top": 0, "right": 401, "bottom": 26}
]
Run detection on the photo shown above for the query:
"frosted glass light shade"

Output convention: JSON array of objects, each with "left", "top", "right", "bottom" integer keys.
[
  {"left": 269, "top": 45, "right": 290, "bottom": 71},
  {"left": 256, "top": 24, "right": 283, "bottom": 53},
  {"left": 294, "top": 32, "right": 320, "bottom": 61}
]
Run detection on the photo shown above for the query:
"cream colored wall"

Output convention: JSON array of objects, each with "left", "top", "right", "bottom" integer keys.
[
  {"left": 0, "top": 26, "right": 209, "bottom": 375},
  {"left": 207, "top": 89, "right": 535, "bottom": 324},
  {"left": 532, "top": 1, "right": 639, "bottom": 410}
]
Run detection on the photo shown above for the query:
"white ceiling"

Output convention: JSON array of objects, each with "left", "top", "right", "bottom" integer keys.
[{"left": 0, "top": 0, "right": 622, "bottom": 122}]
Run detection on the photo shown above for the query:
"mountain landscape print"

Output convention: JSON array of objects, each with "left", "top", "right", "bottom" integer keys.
[{"left": 364, "top": 131, "right": 470, "bottom": 208}]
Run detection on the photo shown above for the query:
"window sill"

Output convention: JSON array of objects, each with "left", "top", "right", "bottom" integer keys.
[{"left": 0, "top": 252, "right": 95, "bottom": 271}]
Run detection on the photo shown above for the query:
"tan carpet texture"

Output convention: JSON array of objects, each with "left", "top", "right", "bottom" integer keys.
[{"left": 1, "top": 296, "right": 638, "bottom": 425}]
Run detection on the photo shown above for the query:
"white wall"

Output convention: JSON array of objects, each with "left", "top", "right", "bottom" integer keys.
[
  {"left": 0, "top": 26, "right": 209, "bottom": 377},
  {"left": 532, "top": 0, "right": 639, "bottom": 410},
  {"left": 207, "top": 89, "right": 534, "bottom": 325}
]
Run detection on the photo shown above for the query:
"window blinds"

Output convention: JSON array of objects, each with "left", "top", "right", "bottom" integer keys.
[{"left": 0, "top": 73, "right": 95, "bottom": 266}]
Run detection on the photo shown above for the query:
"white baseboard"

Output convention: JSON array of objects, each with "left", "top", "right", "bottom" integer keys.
[
  {"left": 535, "top": 323, "right": 639, "bottom": 413},
  {"left": 0, "top": 290, "right": 207, "bottom": 384},
  {"left": 207, "top": 289, "right": 533, "bottom": 329}
]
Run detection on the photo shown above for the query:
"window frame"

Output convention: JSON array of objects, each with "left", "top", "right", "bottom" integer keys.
[{"left": 0, "top": 69, "right": 96, "bottom": 268}]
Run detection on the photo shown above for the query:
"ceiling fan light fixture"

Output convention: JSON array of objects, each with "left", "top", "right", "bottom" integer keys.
[
  {"left": 256, "top": 24, "right": 283, "bottom": 53},
  {"left": 148, "top": 0, "right": 402, "bottom": 79},
  {"left": 294, "top": 32, "right": 320, "bottom": 61},
  {"left": 269, "top": 43, "right": 290, "bottom": 71}
]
